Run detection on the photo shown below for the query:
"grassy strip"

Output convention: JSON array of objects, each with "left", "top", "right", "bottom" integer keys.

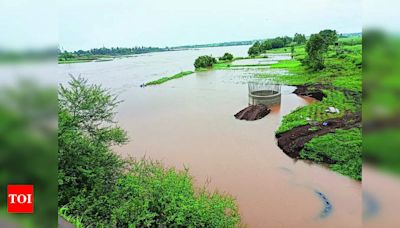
[
  {"left": 145, "top": 71, "right": 194, "bottom": 86},
  {"left": 58, "top": 55, "right": 114, "bottom": 64},
  {"left": 276, "top": 90, "right": 357, "bottom": 134},
  {"left": 58, "top": 59, "right": 94, "bottom": 64},
  {"left": 301, "top": 128, "right": 362, "bottom": 180}
]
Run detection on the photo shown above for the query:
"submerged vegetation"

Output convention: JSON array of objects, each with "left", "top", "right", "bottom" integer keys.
[
  {"left": 58, "top": 77, "right": 241, "bottom": 227},
  {"left": 219, "top": 52, "right": 234, "bottom": 61},
  {"left": 144, "top": 71, "right": 194, "bottom": 86},
  {"left": 194, "top": 55, "right": 217, "bottom": 69}
]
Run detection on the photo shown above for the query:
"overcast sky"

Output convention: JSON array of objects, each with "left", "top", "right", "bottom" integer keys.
[{"left": 1, "top": 0, "right": 362, "bottom": 51}]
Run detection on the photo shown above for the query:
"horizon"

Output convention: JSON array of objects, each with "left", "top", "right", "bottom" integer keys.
[
  {"left": 57, "top": 0, "right": 361, "bottom": 51},
  {"left": 60, "top": 31, "right": 362, "bottom": 52}
]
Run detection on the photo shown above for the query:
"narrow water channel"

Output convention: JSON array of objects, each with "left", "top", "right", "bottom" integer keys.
[{"left": 59, "top": 45, "right": 361, "bottom": 228}]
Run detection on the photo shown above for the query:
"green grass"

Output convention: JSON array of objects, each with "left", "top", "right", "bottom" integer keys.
[
  {"left": 276, "top": 90, "right": 357, "bottom": 134},
  {"left": 300, "top": 128, "right": 362, "bottom": 180},
  {"left": 260, "top": 41, "right": 362, "bottom": 92},
  {"left": 59, "top": 207, "right": 84, "bottom": 228},
  {"left": 145, "top": 71, "right": 194, "bottom": 86}
]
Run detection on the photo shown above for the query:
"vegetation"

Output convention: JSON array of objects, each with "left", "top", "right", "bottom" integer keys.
[
  {"left": 276, "top": 90, "right": 357, "bottom": 134},
  {"left": 259, "top": 30, "right": 362, "bottom": 180},
  {"left": 144, "top": 71, "right": 194, "bottom": 86},
  {"left": 219, "top": 52, "right": 234, "bottom": 61},
  {"left": 194, "top": 55, "right": 217, "bottom": 69},
  {"left": 175, "top": 40, "right": 256, "bottom": 49},
  {"left": 58, "top": 77, "right": 241, "bottom": 227},
  {"left": 58, "top": 46, "right": 171, "bottom": 64},
  {"left": 301, "top": 128, "right": 362, "bottom": 180},
  {"left": 293, "top": 33, "right": 307, "bottom": 45},
  {"left": 303, "top": 33, "right": 329, "bottom": 70},
  {"left": 262, "top": 36, "right": 362, "bottom": 92},
  {"left": 248, "top": 36, "right": 294, "bottom": 56}
]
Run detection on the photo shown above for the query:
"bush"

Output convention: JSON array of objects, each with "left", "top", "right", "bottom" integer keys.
[
  {"left": 219, "top": 52, "right": 234, "bottom": 61},
  {"left": 58, "top": 77, "right": 241, "bottom": 227},
  {"left": 194, "top": 55, "right": 217, "bottom": 69},
  {"left": 110, "top": 160, "right": 240, "bottom": 227}
]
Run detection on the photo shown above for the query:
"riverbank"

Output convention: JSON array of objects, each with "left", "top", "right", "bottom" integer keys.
[{"left": 260, "top": 36, "right": 362, "bottom": 180}]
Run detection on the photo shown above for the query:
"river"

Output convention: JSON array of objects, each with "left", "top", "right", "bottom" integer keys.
[{"left": 58, "top": 45, "right": 361, "bottom": 228}]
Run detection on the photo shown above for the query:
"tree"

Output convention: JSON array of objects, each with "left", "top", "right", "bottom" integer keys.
[
  {"left": 260, "top": 40, "right": 272, "bottom": 51},
  {"left": 194, "top": 55, "right": 217, "bottom": 69},
  {"left": 294, "top": 33, "right": 307, "bottom": 44},
  {"left": 58, "top": 76, "right": 127, "bottom": 212},
  {"left": 219, "top": 52, "right": 234, "bottom": 61},
  {"left": 304, "top": 34, "right": 329, "bottom": 70},
  {"left": 270, "top": 38, "right": 285, "bottom": 49},
  {"left": 248, "top": 41, "right": 261, "bottom": 56},
  {"left": 319, "top": 29, "right": 338, "bottom": 45},
  {"left": 290, "top": 45, "right": 295, "bottom": 59}
]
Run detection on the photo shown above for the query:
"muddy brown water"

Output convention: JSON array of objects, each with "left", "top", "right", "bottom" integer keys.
[{"left": 59, "top": 46, "right": 361, "bottom": 228}]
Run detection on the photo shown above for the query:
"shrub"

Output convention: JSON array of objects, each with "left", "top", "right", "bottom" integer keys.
[
  {"left": 219, "top": 52, "right": 234, "bottom": 61},
  {"left": 194, "top": 55, "right": 217, "bottom": 69},
  {"left": 110, "top": 160, "right": 240, "bottom": 227},
  {"left": 58, "top": 77, "right": 241, "bottom": 227}
]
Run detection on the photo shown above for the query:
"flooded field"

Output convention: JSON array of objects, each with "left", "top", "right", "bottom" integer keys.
[{"left": 59, "top": 45, "right": 361, "bottom": 227}]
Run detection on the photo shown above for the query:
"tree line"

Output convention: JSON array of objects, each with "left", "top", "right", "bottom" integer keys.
[
  {"left": 247, "top": 34, "right": 309, "bottom": 57},
  {"left": 58, "top": 46, "right": 171, "bottom": 60},
  {"left": 248, "top": 29, "right": 339, "bottom": 71}
]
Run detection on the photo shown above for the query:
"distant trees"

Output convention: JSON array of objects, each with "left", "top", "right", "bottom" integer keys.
[
  {"left": 194, "top": 55, "right": 217, "bottom": 69},
  {"left": 293, "top": 33, "right": 307, "bottom": 44},
  {"left": 248, "top": 36, "right": 293, "bottom": 56},
  {"left": 59, "top": 51, "right": 74, "bottom": 60},
  {"left": 219, "top": 52, "right": 234, "bottom": 61},
  {"left": 59, "top": 46, "right": 171, "bottom": 59}
]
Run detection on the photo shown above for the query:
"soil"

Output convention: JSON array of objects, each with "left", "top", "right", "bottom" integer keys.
[
  {"left": 276, "top": 84, "right": 361, "bottom": 163},
  {"left": 276, "top": 112, "right": 361, "bottom": 162},
  {"left": 234, "top": 104, "right": 271, "bottom": 121},
  {"left": 293, "top": 83, "right": 329, "bottom": 101}
]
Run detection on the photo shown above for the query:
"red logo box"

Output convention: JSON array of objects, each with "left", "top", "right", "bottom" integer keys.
[{"left": 8, "top": 185, "right": 34, "bottom": 213}]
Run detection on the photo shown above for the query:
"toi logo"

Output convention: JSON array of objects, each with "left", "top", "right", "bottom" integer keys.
[{"left": 8, "top": 185, "right": 34, "bottom": 213}]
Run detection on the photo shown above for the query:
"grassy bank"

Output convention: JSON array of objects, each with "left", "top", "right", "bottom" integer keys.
[
  {"left": 145, "top": 71, "right": 194, "bottom": 86},
  {"left": 301, "top": 128, "right": 362, "bottom": 180},
  {"left": 263, "top": 36, "right": 362, "bottom": 180}
]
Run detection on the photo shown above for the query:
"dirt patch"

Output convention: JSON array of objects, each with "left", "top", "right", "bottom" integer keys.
[
  {"left": 234, "top": 105, "right": 271, "bottom": 121},
  {"left": 293, "top": 83, "right": 329, "bottom": 101},
  {"left": 276, "top": 112, "right": 361, "bottom": 162}
]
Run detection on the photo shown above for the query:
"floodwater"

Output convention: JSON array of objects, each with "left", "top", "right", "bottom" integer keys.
[{"left": 59, "top": 45, "right": 361, "bottom": 228}]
